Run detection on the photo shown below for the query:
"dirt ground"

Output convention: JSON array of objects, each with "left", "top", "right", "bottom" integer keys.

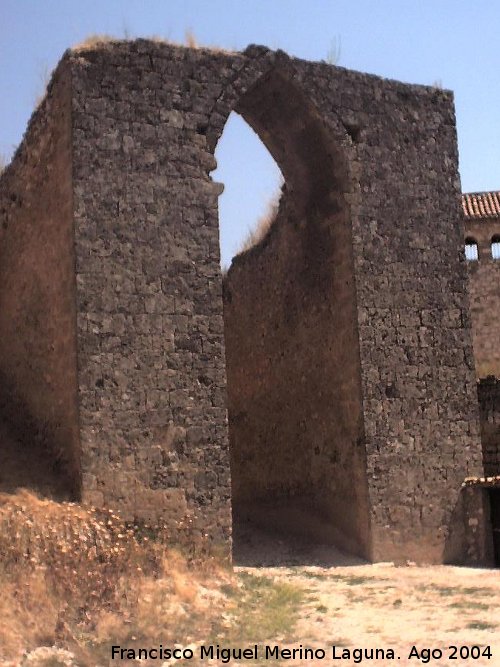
[
  {"left": 2, "top": 509, "right": 498, "bottom": 666},
  {"left": 233, "top": 523, "right": 500, "bottom": 667}
]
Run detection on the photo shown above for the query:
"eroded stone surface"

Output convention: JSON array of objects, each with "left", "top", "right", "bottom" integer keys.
[{"left": 0, "top": 40, "right": 490, "bottom": 563}]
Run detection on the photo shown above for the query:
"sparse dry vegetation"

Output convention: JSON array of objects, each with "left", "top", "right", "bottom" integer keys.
[
  {"left": 325, "top": 36, "right": 342, "bottom": 65},
  {"left": 1, "top": 493, "right": 499, "bottom": 666},
  {"left": 0, "top": 490, "right": 159, "bottom": 663},
  {"left": 72, "top": 34, "right": 120, "bottom": 51},
  {"left": 72, "top": 29, "right": 234, "bottom": 55},
  {"left": 0, "top": 492, "right": 304, "bottom": 666},
  {"left": 185, "top": 29, "right": 198, "bottom": 49},
  {"left": 236, "top": 189, "right": 281, "bottom": 256},
  {"left": 33, "top": 64, "right": 53, "bottom": 108}
]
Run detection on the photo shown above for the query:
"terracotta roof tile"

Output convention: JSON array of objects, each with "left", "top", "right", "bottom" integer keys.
[{"left": 462, "top": 191, "right": 500, "bottom": 219}]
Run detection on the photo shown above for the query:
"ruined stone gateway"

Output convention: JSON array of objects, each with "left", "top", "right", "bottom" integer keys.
[{"left": 0, "top": 40, "right": 496, "bottom": 565}]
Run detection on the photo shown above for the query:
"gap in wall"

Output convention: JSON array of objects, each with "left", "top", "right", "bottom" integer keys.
[
  {"left": 216, "top": 70, "right": 370, "bottom": 565},
  {"left": 213, "top": 111, "right": 283, "bottom": 271}
]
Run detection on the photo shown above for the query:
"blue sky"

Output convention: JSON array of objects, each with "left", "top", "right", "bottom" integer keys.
[{"left": 1, "top": 0, "right": 499, "bottom": 266}]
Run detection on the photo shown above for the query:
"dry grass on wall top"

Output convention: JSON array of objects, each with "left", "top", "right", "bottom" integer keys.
[
  {"left": 72, "top": 29, "right": 234, "bottom": 54},
  {"left": 71, "top": 34, "right": 120, "bottom": 51}
]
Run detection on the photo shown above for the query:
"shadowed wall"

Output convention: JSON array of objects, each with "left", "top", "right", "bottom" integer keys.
[{"left": 0, "top": 61, "right": 80, "bottom": 500}]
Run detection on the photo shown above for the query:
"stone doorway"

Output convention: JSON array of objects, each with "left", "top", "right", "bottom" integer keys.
[{"left": 219, "top": 67, "right": 371, "bottom": 563}]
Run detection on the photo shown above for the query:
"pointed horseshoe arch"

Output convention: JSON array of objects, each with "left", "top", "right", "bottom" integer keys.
[{"left": 214, "top": 64, "right": 370, "bottom": 559}]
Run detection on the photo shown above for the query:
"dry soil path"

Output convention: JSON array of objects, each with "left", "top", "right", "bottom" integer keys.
[{"left": 235, "top": 524, "right": 500, "bottom": 666}]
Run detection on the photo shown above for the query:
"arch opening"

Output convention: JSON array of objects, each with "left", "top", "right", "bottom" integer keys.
[
  {"left": 214, "top": 112, "right": 283, "bottom": 270},
  {"left": 219, "top": 68, "right": 371, "bottom": 564}
]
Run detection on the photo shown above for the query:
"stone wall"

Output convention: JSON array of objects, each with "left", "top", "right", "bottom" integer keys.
[
  {"left": 70, "top": 42, "right": 238, "bottom": 551},
  {"left": 0, "top": 40, "right": 487, "bottom": 563},
  {"left": 464, "top": 217, "right": 500, "bottom": 377},
  {"left": 477, "top": 378, "right": 500, "bottom": 476},
  {"left": 219, "top": 47, "right": 484, "bottom": 564},
  {"left": 0, "top": 61, "right": 80, "bottom": 499},
  {"left": 344, "top": 81, "right": 482, "bottom": 565}
]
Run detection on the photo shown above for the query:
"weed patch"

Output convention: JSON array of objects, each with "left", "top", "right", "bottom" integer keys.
[
  {"left": 221, "top": 572, "right": 304, "bottom": 643},
  {"left": 466, "top": 621, "right": 497, "bottom": 631},
  {"left": 0, "top": 492, "right": 307, "bottom": 665},
  {"left": 342, "top": 575, "right": 373, "bottom": 586},
  {"left": 449, "top": 600, "right": 490, "bottom": 611}
]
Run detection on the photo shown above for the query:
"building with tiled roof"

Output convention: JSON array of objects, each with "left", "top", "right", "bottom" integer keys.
[
  {"left": 461, "top": 195, "right": 500, "bottom": 566},
  {"left": 462, "top": 190, "right": 500, "bottom": 379},
  {"left": 462, "top": 191, "right": 500, "bottom": 220}
]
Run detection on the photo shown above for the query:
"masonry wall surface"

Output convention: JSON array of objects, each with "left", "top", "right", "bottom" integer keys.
[
  {"left": 217, "top": 49, "right": 484, "bottom": 563},
  {"left": 346, "top": 86, "right": 482, "bottom": 561},
  {"left": 0, "top": 41, "right": 486, "bottom": 564},
  {"left": 465, "top": 218, "right": 500, "bottom": 377},
  {"left": 341, "top": 74, "right": 483, "bottom": 563},
  {"left": 461, "top": 486, "right": 494, "bottom": 565},
  {"left": 70, "top": 43, "right": 240, "bottom": 551},
  {"left": 0, "top": 62, "right": 80, "bottom": 498}
]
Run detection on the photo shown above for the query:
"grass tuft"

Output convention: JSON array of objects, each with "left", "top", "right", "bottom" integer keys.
[
  {"left": 72, "top": 34, "right": 119, "bottom": 51},
  {"left": 221, "top": 572, "right": 304, "bottom": 643},
  {"left": 466, "top": 620, "right": 497, "bottom": 631},
  {"left": 236, "top": 189, "right": 281, "bottom": 256},
  {"left": 185, "top": 29, "right": 198, "bottom": 48}
]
